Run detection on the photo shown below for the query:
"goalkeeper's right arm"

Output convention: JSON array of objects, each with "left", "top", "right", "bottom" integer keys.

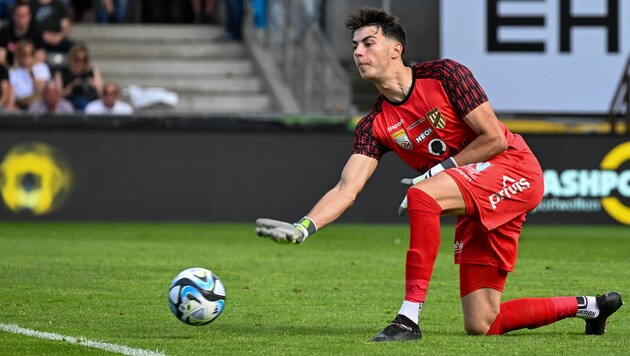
[
  {"left": 303, "top": 154, "right": 378, "bottom": 229},
  {"left": 256, "top": 154, "right": 378, "bottom": 243}
]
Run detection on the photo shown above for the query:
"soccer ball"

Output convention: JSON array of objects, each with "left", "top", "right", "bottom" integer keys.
[{"left": 168, "top": 267, "right": 226, "bottom": 325}]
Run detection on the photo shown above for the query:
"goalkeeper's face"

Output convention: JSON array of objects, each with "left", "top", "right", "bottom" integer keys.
[{"left": 352, "top": 26, "right": 400, "bottom": 81}]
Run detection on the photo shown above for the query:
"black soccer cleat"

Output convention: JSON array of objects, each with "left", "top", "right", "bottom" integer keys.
[
  {"left": 585, "top": 291, "right": 623, "bottom": 335},
  {"left": 371, "top": 315, "right": 421, "bottom": 342}
]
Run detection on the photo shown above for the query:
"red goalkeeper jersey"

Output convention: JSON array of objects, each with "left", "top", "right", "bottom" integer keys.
[
  {"left": 352, "top": 59, "right": 516, "bottom": 174},
  {"left": 351, "top": 60, "right": 545, "bottom": 271}
]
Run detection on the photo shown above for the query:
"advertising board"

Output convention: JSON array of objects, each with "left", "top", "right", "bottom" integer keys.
[
  {"left": 0, "top": 127, "right": 627, "bottom": 225},
  {"left": 441, "top": 0, "right": 630, "bottom": 114}
]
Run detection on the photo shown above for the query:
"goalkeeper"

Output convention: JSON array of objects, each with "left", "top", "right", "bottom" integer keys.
[{"left": 256, "top": 6, "right": 622, "bottom": 341}]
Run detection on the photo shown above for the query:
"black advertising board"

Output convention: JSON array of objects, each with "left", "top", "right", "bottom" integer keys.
[{"left": 0, "top": 121, "right": 627, "bottom": 225}]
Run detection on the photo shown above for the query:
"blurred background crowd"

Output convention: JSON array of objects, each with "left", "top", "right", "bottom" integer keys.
[{"left": 0, "top": 0, "right": 259, "bottom": 114}]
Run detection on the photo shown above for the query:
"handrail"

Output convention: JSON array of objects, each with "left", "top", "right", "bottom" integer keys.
[
  {"left": 248, "top": 0, "right": 352, "bottom": 114},
  {"left": 607, "top": 54, "right": 630, "bottom": 134}
]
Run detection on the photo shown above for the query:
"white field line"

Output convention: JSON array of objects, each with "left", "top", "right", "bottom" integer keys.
[{"left": 0, "top": 323, "right": 165, "bottom": 356}]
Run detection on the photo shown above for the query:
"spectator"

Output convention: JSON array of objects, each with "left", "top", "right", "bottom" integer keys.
[
  {"left": 0, "top": 62, "right": 16, "bottom": 111},
  {"left": 250, "top": 0, "right": 266, "bottom": 29},
  {"left": 96, "top": 0, "right": 127, "bottom": 23},
  {"left": 85, "top": 81, "right": 132, "bottom": 114},
  {"left": 141, "top": 0, "right": 185, "bottom": 23},
  {"left": 54, "top": 41, "right": 101, "bottom": 110},
  {"left": 0, "top": 1, "right": 46, "bottom": 66},
  {"left": 191, "top": 0, "right": 216, "bottom": 23},
  {"left": 28, "top": 79, "right": 73, "bottom": 113},
  {"left": 68, "top": 0, "right": 92, "bottom": 23},
  {"left": 30, "top": 0, "right": 74, "bottom": 53},
  {"left": 9, "top": 38, "right": 51, "bottom": 109},
  {"left": 214, "top": 0, "right": 243, "bottom": 42}
]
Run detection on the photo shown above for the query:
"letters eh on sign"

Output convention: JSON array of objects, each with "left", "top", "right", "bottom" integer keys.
[{"left": 440, "top": 0, "right": 628, "bottom": 115}]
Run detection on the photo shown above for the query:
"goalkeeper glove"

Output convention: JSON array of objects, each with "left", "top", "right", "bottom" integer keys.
[
  {"left": 398, "top": 157, "right": 457, "bottom": 216},
  {"left": 255, "top": 217, "right": 317, "bottom": 244}
]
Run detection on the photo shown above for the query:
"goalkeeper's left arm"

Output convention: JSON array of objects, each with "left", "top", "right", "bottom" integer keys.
[{"left": 255, "top": 154, "right": 378, "bottom": 244}]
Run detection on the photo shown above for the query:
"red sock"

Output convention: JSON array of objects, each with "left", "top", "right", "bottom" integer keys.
[
  {"left": 486, "top": 297, "right": 578, "bottom": 335},
  {"left": 405, "top": 188, "right": 443, "bottom": 303}
]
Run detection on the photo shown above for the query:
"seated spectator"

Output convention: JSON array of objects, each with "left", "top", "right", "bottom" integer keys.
[
  {"left": 85, "top": 81, "right": 133, "bottom": 114},
  {"left": 0, "top": 62, "right": 16, "bottom": 111},
  {"left": 0, "top": 1, "right": 46, "bottom": 66},
  {"left": 28, "top": 79, "right": 73, "bottom": 113},
  {"left": 9, "top": 38, "right": 51, "bottom": 109},
  {"left": 54, "top": 41, "right": 101, "bottom": 110},
  {"left": 30, "top": 0, "right": 74, "bottom": 53},
  {"left": 96, "top": 0, "right": 127, "bottom": 23},
  {"left": 68, "top": 0, "right": 92, "bottom": 23}
]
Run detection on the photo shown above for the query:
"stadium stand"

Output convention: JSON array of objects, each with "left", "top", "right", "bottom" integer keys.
[{"left": 69, "top": 23, "right": 273, "bottom": 114}]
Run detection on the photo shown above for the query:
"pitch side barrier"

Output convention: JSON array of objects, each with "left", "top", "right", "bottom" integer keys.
[{"left": 0, "top": 115, "right": 627, "bottom": 225}]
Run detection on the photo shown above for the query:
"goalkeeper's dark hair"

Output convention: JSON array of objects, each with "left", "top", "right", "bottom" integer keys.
[{"left": 345, "top": 7, "right": 406, "bottom": 54}]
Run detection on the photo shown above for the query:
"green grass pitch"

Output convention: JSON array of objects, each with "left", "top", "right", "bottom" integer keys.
[{"left": 1, "top": 222, "right": 629, "bottom": 355}]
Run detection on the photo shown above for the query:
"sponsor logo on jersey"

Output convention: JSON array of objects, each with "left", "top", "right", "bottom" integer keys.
[
  {"left": 428, "top": 138, "right": 446, "bottom": 156},
  {"left": 426, "top": 108, "right": 445, "bottom": 129},
  {"left": 455, "top": 162, "right": 493, "bottom": 181},
  {"left": 392, "top": 129, "right": 413, "bottom": 150},
  {"left": 464, "top": 162, "right": 492, "bottom": 176},
  {"left": 454, "top": 240, "right": 463, "bottom": 254},
  {"left": 415, "top": 128, "right": 433, "bottom": 144},
  {"left": 387, "top": 120, "right": 404, "bottom": 132},
  {"left": 488, "top": 175, "right": 531, "bottom": 210},
  {"left": 407, "top": 118, "right": 426, "bottom": 130}
]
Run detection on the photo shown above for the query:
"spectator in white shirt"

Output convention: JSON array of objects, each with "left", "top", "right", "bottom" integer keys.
[
  {"left": 84, "top": 81, "right": 133, "bottom": 115},
  {"left": 9, "top": 39, "right": 51, "bottom": 110}
]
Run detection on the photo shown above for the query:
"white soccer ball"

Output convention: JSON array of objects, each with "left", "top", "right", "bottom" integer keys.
[{"left": 168, "top": 267, "right": 226, "bottom": 325}]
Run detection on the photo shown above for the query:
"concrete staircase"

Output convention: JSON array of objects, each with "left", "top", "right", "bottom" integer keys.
[{"left": 69, "top": 24, "right": 273, "bottom": 114}]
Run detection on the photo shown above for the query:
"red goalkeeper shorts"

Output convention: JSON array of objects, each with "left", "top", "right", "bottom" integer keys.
[
  {"left": 459, "top": 263, "right": 508, "bottom": 297},
  {"left": 444, "top": 134, "right": 544, "bottom": 272}
]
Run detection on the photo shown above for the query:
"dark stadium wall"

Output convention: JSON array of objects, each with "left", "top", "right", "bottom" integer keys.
[
  {"left": 0, "top": 129, "right": 414, "bottom": 223},
  {"left": 0, "top": 128, "right": 628, "bottom": 225}
]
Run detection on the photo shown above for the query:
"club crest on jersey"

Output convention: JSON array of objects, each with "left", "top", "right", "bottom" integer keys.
[
  {"left": 426, "top": 108, "right": 445, "bottom": 129},
  {"left": 392, "top": 129, "right": 413, "bottom": 150}
]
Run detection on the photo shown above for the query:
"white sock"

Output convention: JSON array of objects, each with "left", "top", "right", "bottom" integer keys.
[
  {"left": 398, "top": 300, "right": 421, "bottom": 325},
  {"left": 576, "top": 296, "right": 599, "bottom": 319}
]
